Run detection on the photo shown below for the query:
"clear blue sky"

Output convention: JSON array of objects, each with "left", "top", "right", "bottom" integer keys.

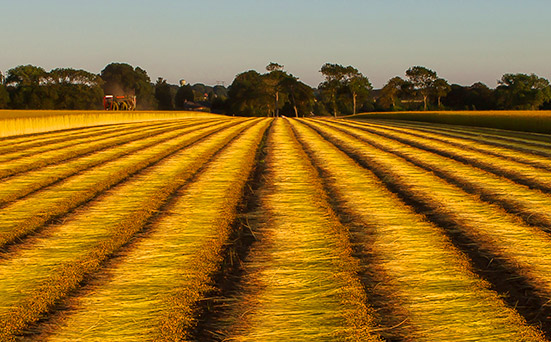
[{"left": 1, "top": 0, "right": 550, "bottom": 88}]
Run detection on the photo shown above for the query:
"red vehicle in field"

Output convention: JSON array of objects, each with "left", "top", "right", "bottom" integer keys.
[{"left": 103, "top": 95, "right": 136, "bottom": 111}]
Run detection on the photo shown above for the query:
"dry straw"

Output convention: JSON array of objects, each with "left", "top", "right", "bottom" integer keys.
[
  {"left": 34, "top": 119, "right": 271, "bottom": 341},
  {"left": 292, "top": 118, "right": 546, "bottom": 341},
  {"left": 0, "top": 118, "right": 257, "bottom": 341},
  {"left": 318, "top": 119, "right": 551, "bottom": 229},
  {"left": 359, "top": 118, "right": 551, "bottom": 156},
  {"left": 0, "top": 120, "right": 237, "bottom": 248},
  {"left": 0, "top": 120, "right": 218, "bottom": 207},
  {"left": 347, "top": 119, "right": 551, "bottom": 171},
  {"left": 0, "top": 110, "right": 223, "bottom": 137},
  {"left": 222, "top": 118, "right": 380, "bottom": 342}
]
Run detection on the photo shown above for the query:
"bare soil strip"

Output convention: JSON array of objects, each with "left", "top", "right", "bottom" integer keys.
[
  {"left": 290, "top": 119, "right": 546, "bottom": 342},
  {"left": 316, "top": 120, "right": 551, "bottom": 229},
  {"left": 33, "top": 119, "right": 271, "bottom": 342},
  {"left": 331, "top": 119, "right": 551, "bottom": 193},
  {"left": 303, "top": 119, "right": 551, "bottom": 335},
  {"left": 0, "top": 120, "right": 219, "bottom": 208},
  {"left": 0, "top": 120, "right": 237, "bottom": 249},
  {"left": 0, "top": 119, "right": 257, "bottom": 341},
  {"left": 220, "top": 119, "right": 381, "bottom": 342}
]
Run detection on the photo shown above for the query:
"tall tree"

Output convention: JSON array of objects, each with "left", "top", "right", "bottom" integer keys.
[
  {"left": 377, "top": 76, "right": 406, "bottom": 110},
  {"left": 5, "top": 65, "right": 55, "bottom": 109},
  {"left": 174, "top": 84, "right": 195, "bottom": 109},
  {"left": 155, "top": 77, "right": 174, "bottom": 110},
  {"left": 100, "top": 63, "right": 155, "bottom": 109},
  {"left": 48, "top": 68, "right": 104, "bottom": 109},
  {"left": 433, "top": 78, "right": 451, "bottom": 108},
  {"left": 0, "top": 85, "right": 8, "bottom": 109},
  {"left": 0, "top": 71, "right": 8, "bottom": 108},
  {"left": 496, "top": 73, "right": 551, "bottom": 110},
  {"left": 264, "top": 62, "right": 286, "bottom": 117},
  {"left": 227, "top": 70, "right": 271, "bottom": 116},
  {"left": 280, "top": 76, "right": 315, "bottom": 117},
  {"left": 319, "top": 63, "right": 347, "bottom": 117},
  {"left": 406, "top": 66, "right": 438, "bottom": 110},
  {"left": 343, "top": 66, "right": 372, "bottom": 115}
]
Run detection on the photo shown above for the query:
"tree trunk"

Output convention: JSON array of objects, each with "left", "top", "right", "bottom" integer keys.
[
  {"left": 423, "top": 95, "right": 428, "bottom": 111},
  {"left": 353, "top": 92, "right": 357, "bottom": 115},
  {"left": 294, "top": 105, "right": 298, "bottom": 118},
  {"left": 438, "top": 96, "right": 441, "bottom": 107},
  {"left": 274, "top": 91, "right": 279, "bottom": 117}
]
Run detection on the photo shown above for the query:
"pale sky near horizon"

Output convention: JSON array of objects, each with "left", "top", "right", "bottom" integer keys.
[{"left": 1, "top": 0, "right": 549, "bottom": 88}]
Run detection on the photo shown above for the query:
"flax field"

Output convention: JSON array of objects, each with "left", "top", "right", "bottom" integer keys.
[{"left": 1, "top": 112, "right": 551, "bottom": 341}]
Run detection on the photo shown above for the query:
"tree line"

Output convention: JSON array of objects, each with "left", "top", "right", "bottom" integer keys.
[
  {"left": 1, "top": 62, "right": 550, "bottom": 113},
  {"left": 0, "top": 63, "right": 226, "bottom": 111}
]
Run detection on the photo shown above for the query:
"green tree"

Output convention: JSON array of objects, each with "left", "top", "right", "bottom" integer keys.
[
  {"left": 343, "top": 66, "right": 372, "bottom": 115},
  {"left": 154, "top": 78, "right": 174, "bottom": 110},
  {"left": 0, "top": 71, "right": 8, "bottom": 109},
  {"left": 319, "top": 63, "right": 347, "bottom": 117},
  {"left": 175, "top": 84, "right": 195, "bottom": 109},
  {"left": 227, "top": 70, "right": 271, "bottom": 116},
  {"left": 5, "top": 65, "right": 55, "bottom": 109},
  {"left": 496, "top": 73, "right": 551, "bottom": 110},
  {"left": 264, "top": 62, "right": 287, "bottom": 117},
  {"left": 100, "top": 63, "right": 156, "bottom": 109},
  {"left": 433, "top": 78, "right": 451, "bottom": 108},
  {"left": 0, "top": 85, "right": 8, "bottom": 109},
  {"left": 377, "top": 76, "right": 406, "bottom": 110},
  {"left": 280, "top": 76, "right": 315, "bottom": 117},
  {"left": 405, "top": 66, "right": 438, "bottom": 110},
  {"left": 49, "top": 68, "right": 104, "bottom": 109}
]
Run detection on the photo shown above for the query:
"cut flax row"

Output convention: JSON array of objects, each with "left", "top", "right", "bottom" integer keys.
[
  {"left": 37, "top": 119, "right": 271, "bottom": 341},
  {"left": 305, "top": 119, "right": 551, "bottom": 331},
  {"left": 336, "top": 119, "right": 551, "bottom": 192},
  {"left": 0, "top": 119, "right": 184, "bottom": 163},
  {"left": 0, "top": 119, "right": 212, "bottom": 179},
  {"left": 317, "top": 119, "right": 551, "bottom": 229},
  {"left": 0, "top": 118, "right": 168, "bottom": 147},
  {"left": 0, "top": 118, "right": 185, "bottom": 155},
  {"left": 0, "top": 120, "right": 220, "bottom": 208},
  {"left": 359, "top": 118, "right": 551, "bottom": 157},
  {"left": 351, "top": 119, "right": 551, "bottom": 171},
  {"left": 0, "top": 120, "right": 236, "bottom": 249},
  {"left": 0, "top": 119, "right": 258, "bottom": 341},
  {"left": 0, "top": 110, "right": 221, "bottom": 137},
  {"left": 222, "top": 118, "right": 380, "bottom": 342},
  {"left": 291, "top": 119, "right": 546, "bottom": 341}
]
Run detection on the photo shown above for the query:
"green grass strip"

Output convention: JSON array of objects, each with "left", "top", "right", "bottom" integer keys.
[
  {"left": 291, "top": 119, "right": 546, "bottom": 342},
  {"left": 223, "top": 119, "right": 381, "bottom": 342},
  {"left": 0, "top": 119, "right": 257, "bottom": 341}
]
